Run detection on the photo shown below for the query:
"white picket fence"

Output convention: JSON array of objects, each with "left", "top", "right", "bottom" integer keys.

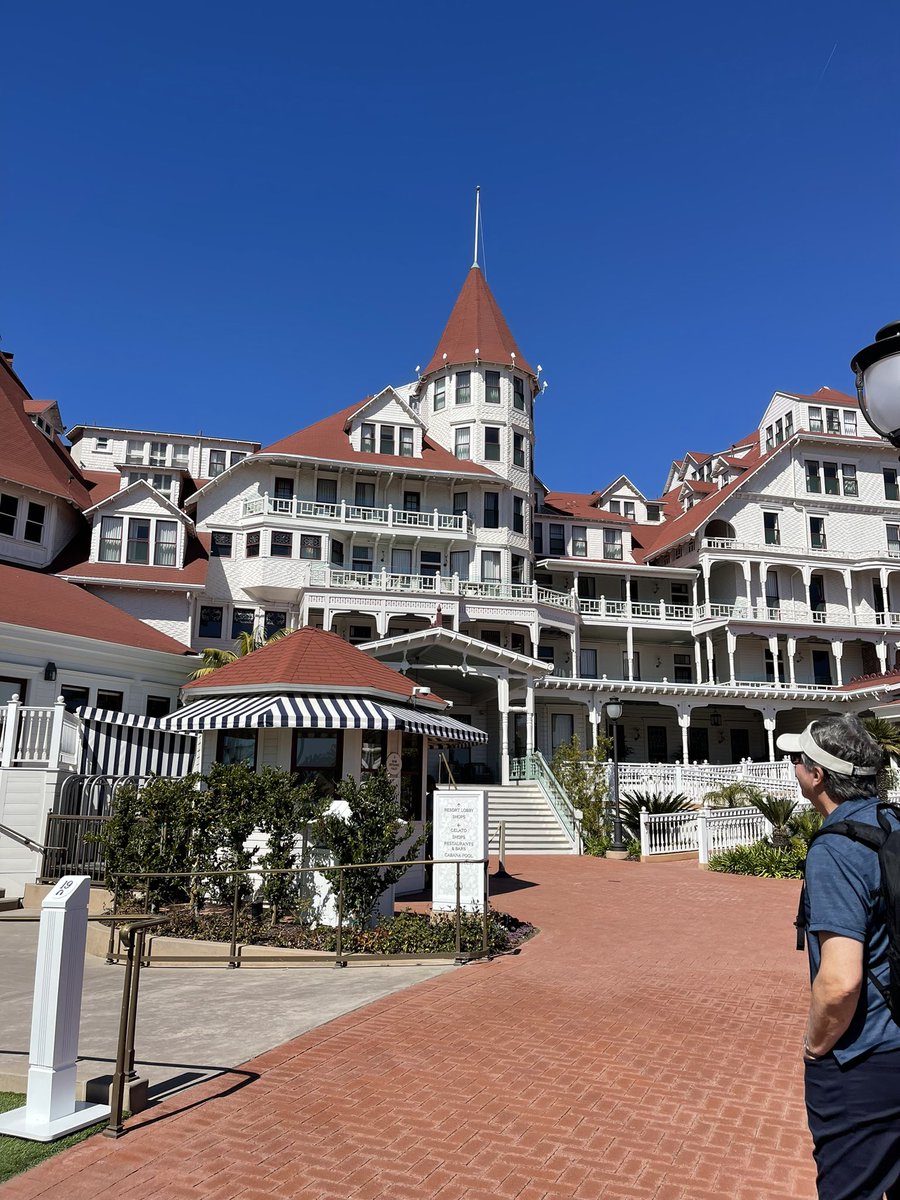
[{"left": 638, "top": 805, "right": 804, "bottom": 863}]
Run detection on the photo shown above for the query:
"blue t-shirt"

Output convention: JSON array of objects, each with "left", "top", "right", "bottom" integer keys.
[{"left": 804, "top": 795, "right": 900, "bottom": 1065}]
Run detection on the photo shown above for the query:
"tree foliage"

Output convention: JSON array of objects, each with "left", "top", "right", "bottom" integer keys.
[{"left": 550, "top": 734, "right": 612, "bottom": 852}]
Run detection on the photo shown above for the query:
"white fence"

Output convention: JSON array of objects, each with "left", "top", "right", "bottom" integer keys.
[
  {"left": 611, "top": 759, "right": 800, "bottom": 804},
  {"left": 0, "top": 696, "right": 81, "bottom": 769},
  {"left": 638, "top": 805, "right": 794, "bottom": 863}
]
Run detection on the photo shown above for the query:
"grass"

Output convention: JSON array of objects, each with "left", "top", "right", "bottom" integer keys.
[{"left": 0, "top": 1092, "right": 108, "bottom": 1184}]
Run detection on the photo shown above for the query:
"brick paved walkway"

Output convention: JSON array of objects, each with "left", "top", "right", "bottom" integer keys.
[{"left": 2, "top": 857, "right": 816, "bottom": 1199}]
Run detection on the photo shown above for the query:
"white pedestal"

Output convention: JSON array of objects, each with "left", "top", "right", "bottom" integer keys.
[
  {"left": 0, "top": 875, "right": 111, "bottom": 1141},
  {"left": 432, "top": 788, "right": 487, "bottom": 913}
]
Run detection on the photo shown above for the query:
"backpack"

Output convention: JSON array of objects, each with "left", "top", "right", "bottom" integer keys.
[{"left": 795, "top": 803, "right": 900, "bottom": 1024}]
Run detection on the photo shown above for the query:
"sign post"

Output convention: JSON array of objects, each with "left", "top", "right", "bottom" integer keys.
[
  {"left": 432, "top": 788, "right": 488, "bottom": 913},
  {"left": 0, "top": 876, "right": 111, "bottom": 1141}
]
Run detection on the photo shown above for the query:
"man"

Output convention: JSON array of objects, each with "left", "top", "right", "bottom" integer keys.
[{"left": 776, "top": 714, "right": 900, "bottom": 1200}]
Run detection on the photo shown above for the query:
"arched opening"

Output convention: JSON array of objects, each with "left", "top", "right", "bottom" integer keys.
[{"left": 704, "top": 519, "right": 736, "bottom": 542}]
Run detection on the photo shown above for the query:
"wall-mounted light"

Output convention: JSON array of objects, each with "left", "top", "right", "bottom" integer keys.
[
  {"left": 44, "top": 662, "right": 57, "bottom": 682},
  {"left": 710, "top": 710, "right": 722, "bottom": 727}
]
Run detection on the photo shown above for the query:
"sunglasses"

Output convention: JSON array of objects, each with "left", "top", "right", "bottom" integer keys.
[{"left": 788, "top": 752, "right": 804, "bottom": 765}]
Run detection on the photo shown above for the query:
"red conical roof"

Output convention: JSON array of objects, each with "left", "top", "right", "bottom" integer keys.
[{"left": 423, "top": 268, "right": 534, "bottom": 377}]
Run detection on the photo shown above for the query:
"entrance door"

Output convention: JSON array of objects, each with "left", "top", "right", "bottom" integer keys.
[
  {"left": 512, "top": 713, "right": 527, "bottom": 759},
  {"left": 812, "top": 649, "right": 833, "bottom": 685},
  {"left": 551, "top": 713, "right": 574, "bottom": 754},
  {"left": 730, "top": 728, "right": 750, "bottom": 762},
  {"left": 647, "top": 725, "right": 668, "bottom": 763},
  {"left": 688, "top": 727, "right": 709, "bottom": 762}
]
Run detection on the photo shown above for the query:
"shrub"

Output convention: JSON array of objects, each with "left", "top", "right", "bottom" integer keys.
[
  {"left": 618, "top": 790, "right": 693, "bottom": 842},
  {"left": 707, "top": 840, "right": 806, "bottom": 879},
  {"left": 702, "top": 781, "right": 764, "bottom": 809},
  {"left": 751, "top": 795, "right": 798, "bottom": 848},
  {"left": 550, "top": 734, "right": 612, "bottom": 851},
  {"left": 788, "top": 807, "right": 823, "bottom": 850},
  {"left": 255, "top": 768, "right": 326, "bottom": 922}
]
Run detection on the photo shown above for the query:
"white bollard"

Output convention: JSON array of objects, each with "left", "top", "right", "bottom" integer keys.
[{"left": 0, "top": 876, "right": 110, "bottom": 1141}]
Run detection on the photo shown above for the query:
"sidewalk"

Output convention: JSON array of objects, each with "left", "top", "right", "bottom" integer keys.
[{"left": 1, "top": 857, "right": 816, "bottom": 1199}]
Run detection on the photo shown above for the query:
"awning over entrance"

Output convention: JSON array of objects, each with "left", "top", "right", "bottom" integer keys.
[
  {"left": 156, "top": 694, "right": 487, "bottom": 742},
  {"left": 76, "top": 707, "right": 197, "bottom": 776}
]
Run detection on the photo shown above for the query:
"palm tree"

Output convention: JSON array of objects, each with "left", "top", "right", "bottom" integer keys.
[
  {"left": 752, "top": 795, "right": 798, "bottom": 849},
  {"left": 189, "top": 628, "right": 290, "bottom": 680},
  {"left": 862, "top": 716, "right": 900, "bottom": 799}
]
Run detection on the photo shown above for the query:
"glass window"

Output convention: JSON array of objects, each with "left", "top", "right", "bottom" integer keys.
[
  {"left": 455, "top": 371, "right": 471, "bottom": 404},
  {"left": 360, "top": 731, "right": 386, "bottom": 777},
  {"left": 126, "top": 439, "right": 145, "bottom": 464},
  {"left": 230, "top": 451, "right": 246, "bottom": 466},
  {"left": 844, "top": 411, "right": 857, "bottom": 436},
  {"left": 379, "top": 425, "right": 395, "bottom": 455},
  {"left": 246, "top": 531, "right": 260, "bottom": 558},
  {"left": 774, "top": 418, "right": 784, "bottom": 444},
  {"left": 765, "top": 425, "right": 774, "bottom": 452},
  {"left": 99, "top": 515, "right": 123, "bottom": 561},
  {"left": 355, "top": 482, "right": 375, "bottom": 507},
  {"left": 484, "top": 427, "right": 501, "bottom": 461},
  {"left": 888, "top": 525, "right": 900, "bottom": 557},
  {"left": 399, "top": 427, "right": 414, "bottom": 457},
  {"left": 785, "top": 411, "right": 794, "bottom": 436},
  {"left": 361, "top": 423, "right": 375, "bottom": 453},
  {"left": 484, "top": 492, "right": 500, "bottom": 529},
  {"left": 149, "top": 441, "right": 167, "bottom": 467},
  {"left": 154, "top": 520, "right": 177, "bottom": 566},
  {"left": 578, "top": 648, "right": 597, "bottom": 678},
  {"left": 450, "top": 550, "right": 469, "bottom": 581},
  {"left": 172, "top": 444, "right": 189, "bottom": 467},
  {"left": 842, "top": 464, "right": 858, "bottom": 497},
  {"left": 485, "top": 370, "right": 501, "bottom": 403},
  {"left": 763, "top": 512, "right": 780, "bottom": 545},
  {"left": 299, "top": 534, "right": 321, "bottom": 559},
  {"left": 331, "top": 537, "right": 344, "bottom": 566},
  {"left": 603, "top": 529, "right": 623, "bottom": 560},
  {"left": 826, "top": 408, "right": 841, "bottom": 433},
  {"left": 808, "top": 406, "right": 823, "bottom": 433},
  {"left": 126, "top": 518, "right": 151, "bottom": 564},
  {"left": 623, "top": 501, "right": 635, "bottom": 520},
  {"left": 95, "top": 436, "right": 110, "bottom": 452},
  {"left": 198, "top": 605, "right": 223, "bottom": 638},
  {"left": 316, "top": 477, "right": 337, "bottom": 504},
  {"left": 511, "top": 553, "right": 525, "bottom": 583},
  {"left": 231, "top": 607, "right": 255, "bottom": 639},
  {"left": 454, "top": 427, "right": 471, "bottom": 459},
  {"left": 23, "top": 502, "right": 45, "bottom": 544},
  {"left": 572, "top": 525, "right": 587, "bottom": 555},
  {"left": 453, "top": 492, "right": 468, "bottom": 516},
  {"left": 403, "top": 491, "right": 420, "bottom": 511},
  {"left": 0, "top": 493, "right": 18, "bottom": 537},
  {"left": 218, "top": 731, "right": 257, "bottom": 768},
  {"left": 805, "top": 460, "right": 821, "bottom": 493},
  {"left": 513, "top": 432, "right": 526, "bottom": 468},
  {"left": 96, "top": 689, "right": 124, "bottom": 712},
  {"left": 608, "top": 500, "right": 621, "bottom": 514},
  {"left": 146, "top": 695, "right": 171, "bottom": 718},
  {"left": 349, "top": 624, "right": 372, "bottom": 643},
  {"left": 433, "top": 378, "right": 446, "bottom": 411},
  {"left": 481, "top": 551, "right": 501, "bottom": 582},
  {"left": 513, "top": 497, "right": 525, "bottom": 534},
  {"left": 60, "top": 685, "right": 90, "bottom": 713},
  {"left": 271, "top": 530, "right": 293, "bottom": 557},
  {"left": 273, "top": 477, "right": 294, "bottom": 500},
  {"left": 533, "top": 523, "right": 544, "bottom": 555},
  {"left": 392, "top": 548, "right": 412, "bottom": 576},
  {"left": 208, "top": 450, "right": 227, "bottom": 477},
  {"left": 264, "top": 611, "right": 287, "bottom": 638},
  {"left": 809, "top": 517, "right": 827, "bottom": 550},
  {"left": 646, "top": 504, "right": 661, "bottom": 522},
  {"left": 211, "top": 531, "right": 233, "bottom": 558},
  {"left": 886, "top": 468, "right": 900, "bottom": 501},
  {"left": 823, "top": 462, "right": 839, "bottom": 495},
  {"left": 674, "top": 654, "right": 693, "bottom": 683},
  {"left": 765, "top": 570, "right": 780, "bottom": 609},
  {"left": 292, "top": 730, "right": 342, "bottom": 796},
  {"left": 351, "top": 545, "right": 373, "bottom": 573},
  {"left": 420, "top": 550, "right": 441, "bottom": 578},
  {"left": 548, "top": 524, "right": 565, "bottom": 554},
  {"left": 513, "top": 376, "right": 525, "bottom": 411}
]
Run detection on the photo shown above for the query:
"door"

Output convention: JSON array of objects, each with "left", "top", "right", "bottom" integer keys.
[
  {"left": 551, "top": 713, "right": 574, "bottom": 754},
  {"left": 647, "top": 725, "right": 668, "bottom": 763},
  {"left": 730, "top": 728, "right": 750, "bottom": 762},
  {"left": 688, "top": 727, "right": 709, "bottom": 763},
  {"left": 812, "top": 649, "right": 833, "bottom": 685},
  {"left": 809, "top": 574, "right": 826, "bottom": 620}
]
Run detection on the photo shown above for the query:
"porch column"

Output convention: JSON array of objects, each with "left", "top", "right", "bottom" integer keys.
[
  {"left": 831, "top": 639, "right": 844, "bottom": 686},
  {"left": 587, "top": 694, "right": 600, "bottom": 749},
  {"left": 692, "top": 576, "right": 699, "bottom": 610},
  {"left": 787, "top": 636, "right": 797, "bottom": 686},
  {"left": 843, "top": 570, "right": 853, "bottom": 624},
  {"left": 626, "top": 626, "right": 635, "bottom": 681},
  {"left": 757, "top": 559, "right": 768, "bottom": 607},
  {"left": 570, "top": 629, "right": 580, "bottom": 677},
  {"left": 497, "top": 675, "right": 510, "bottom": 785},
  {"left": 624, "top": 575, "right": 632, "bottom": 609},
  {"left": 742, "top": 561, "right": 752, "bottom": 609},
  {"left": 693, "top": 636, "right": 703, "bottom": 682},
  {"left": 768, "top": 635, "right": 781, "bottom": 684},
  {"left": 525, "top": 682, "right": 536, "bottom": 756},
  {"left": 705, "top": 635, "right": 715, "bottom": 684},
  {"left": 726, "top": 631, "right": 737, "bottom": 684},
  {"left": 877, "top": 641, "right": 888, "bottom": 673},
  {"left": 676, "top": 703, "right": 692, "bottom": 765},
  {"left": 761, "top": 706, "right": 777, "bottom": 763}
]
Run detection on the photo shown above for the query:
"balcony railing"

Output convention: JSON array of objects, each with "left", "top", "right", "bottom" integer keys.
[
  {"left": 241, "top": 494, "right": 473, "bottom": 535},
  {"left": 307, "top": 567, "right": 577, "bottom": 611},
  {"left": 1, "top": 696, "right": 81, "bottom": 770},
  {"left": 577, "top": 598, "right": 695, "bottom": 622},
  {"left": 694, "top": 601, "right": 900, "bottom": 628},
  {"left": 702, "top": 537, "right": 900, "bottom": 561}
]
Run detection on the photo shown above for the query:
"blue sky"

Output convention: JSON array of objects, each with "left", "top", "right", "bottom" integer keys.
[{"left": 3, "top": 1, "right": 900, "bottom": 497}]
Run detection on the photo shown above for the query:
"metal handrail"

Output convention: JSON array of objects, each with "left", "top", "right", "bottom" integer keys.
[{"left": 0, "top": 820, "right": 53, "bottom": 855}]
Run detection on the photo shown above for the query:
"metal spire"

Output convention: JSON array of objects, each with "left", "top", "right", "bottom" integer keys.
[{"left": 472, "top": 185, "right": 481, "bottom": 269}]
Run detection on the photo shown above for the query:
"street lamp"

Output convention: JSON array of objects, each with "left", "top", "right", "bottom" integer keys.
[
  {"left": 606, "top": 697, "right": 625, "bottom": 856},
  {"left": 852, "top": 322, "right": 900, "bottom": 447}
]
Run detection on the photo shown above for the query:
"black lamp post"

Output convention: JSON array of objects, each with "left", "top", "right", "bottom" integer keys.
[
  {"left": 852, "top": 322, "right": 900, "bottom": 446},
  {"left": 606, "top": 697, "right": 625, "bottom": 854}
]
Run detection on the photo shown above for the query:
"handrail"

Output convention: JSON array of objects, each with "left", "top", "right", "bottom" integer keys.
[
  {"left": 0, "top": 820, "right": 52, "bottom": 855},
  {"left": 509, "top": 753, "right": 581, "bottom": 851}
]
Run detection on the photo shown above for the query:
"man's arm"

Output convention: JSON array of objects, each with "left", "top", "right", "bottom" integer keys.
[{"left": 805, "top": 932, "right": 864, "bottom": 1058}]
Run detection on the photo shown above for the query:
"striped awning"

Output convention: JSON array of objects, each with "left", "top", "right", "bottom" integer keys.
[
  {"left": 76, "top": 707, "right": 198, "bottom": 777},
  {"left": 156, "top": 694, "right": 487, "bottom": 743}
]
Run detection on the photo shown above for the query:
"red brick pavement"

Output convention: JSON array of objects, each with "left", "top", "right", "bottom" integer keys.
[{"left": 1, "top": 857, "right": 816, "bottom": 1199}]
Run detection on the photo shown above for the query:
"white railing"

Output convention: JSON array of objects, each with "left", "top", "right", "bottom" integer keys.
[
  {"left": 638, "top": 802, "right": 813, "bottom": 861},
  {"left": 639, "top": 810, "right": 699, "bottom": 855},
  {"left": 577, "top": 598, "right": 695, "bottom": 623},
  {"left": 307, "top": 567, "right": 576, "bottom": 612},
  {"left": 611, "top": 759, "right": 800, "bottom": 805},
  {"left": 701, "top": 537, "right": 896, "bottom": 562},
  {"left": 0, "top": 696, "right": 81, "bottom": 770},
  {"left": 240, "top": 494, "right": 473, "bottom": 535},
  {"left": 693, "top": 601, "right": 900, "bottom": 629}
]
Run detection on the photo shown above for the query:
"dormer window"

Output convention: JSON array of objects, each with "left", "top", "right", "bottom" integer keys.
[
  {"left": 609, "top": 500, "right": 621, "bottom": 514},
  {"left": 646, "top": 504, "right": 661, "bottom": 521},
  {"left": 399, "top": 427, "right": 414, "bottom": 457},
  {"left": 785, "top": 411, "right": 794, "bottom": 436},
  {"left": 455, "top": 371, "right": 471, "bottom": 405},
  {"left": 361, "top": 423, "right": 375, "bottom": 453},
  {"left": 809, "top": 406, "right": 823, "bottom": 433},
  {"left": 379, "top": 425, "right": 395, "bottom": 455},
  {"left": 844, "top": 410, "right": 857, "bottom": 436},
  {"left": 149, "top": 441, "right": 167, "bottom": 467},
  {"left": 98, "top": 514, "right": 179, "bottom": 567},
  {"left": 126, "top": 439, "right": 144, "bottom": 465},
  {"left": 0, "top": 493, "right": 18, "bottom": 537},
  {"left": 826, "top": 408, "right": 841, "bottom": 434},
  {"left": 513, "top": 376, "right": 525, "bottom": 411},
  {"left": 209, "top": 450, "right": 227, "bottom": 477},
  {"left": 95, "top": 437, "right": 110, "bottom": 452},
  {"left": 624, "top": 501, "right": 635, "bottom": 520},
  {"left": 485, "top": 371, "right": 501, "bottom": 404}
]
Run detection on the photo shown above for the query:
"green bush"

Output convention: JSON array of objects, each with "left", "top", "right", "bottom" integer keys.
[
  {"left": 550, "top": 734, "right": 612, "bottom": 851},
  {"left": 702, "top": 781, "right": 764, "bottom": 809},
  {"left": 707, "top": 839, "right": 807, "bottom": 879}
]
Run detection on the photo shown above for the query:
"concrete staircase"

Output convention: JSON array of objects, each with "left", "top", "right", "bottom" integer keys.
[{"left": 487, "top": 782, "right": 577, "bottom": 854}]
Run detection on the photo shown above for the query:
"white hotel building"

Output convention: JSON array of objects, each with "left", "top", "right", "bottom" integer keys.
[{"left": 5, "top": 262, "right": 900, "bottom": 786}]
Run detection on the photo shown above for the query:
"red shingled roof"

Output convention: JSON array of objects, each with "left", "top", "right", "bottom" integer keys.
[
  {"left": 183, "top": 626, "right": 442, "bottom": 700},
  {"left": 260, "top": 403, "right": 495, "bottom": 476},
  {"left": 786, "top": 386, "right": 858, "bottom": 408},
  {"left": 0, "top": 357, "right": 92, "bottom": 508},
  {"left": 542, "top": 492, "right": 630, "bottom": 524},
  {"left": 58, "top": 532, "right": 210, "bottom": 588},
  {"left": 23, "top": 400, "right": 56, "bottom": 414},
  {"left": 0, "top": 564, "right": 192, "bottom": 654},
  {"left": 423, "top": 268, "right": 535, "bottom": 377}
]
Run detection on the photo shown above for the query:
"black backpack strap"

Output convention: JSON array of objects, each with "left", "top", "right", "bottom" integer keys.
[{"left": 795, "top": 820, "right": 886, "bottom": 952}]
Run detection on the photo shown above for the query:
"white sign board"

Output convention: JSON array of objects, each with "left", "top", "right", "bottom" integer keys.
[
  {"left": 432, "top": 788, "right": 487, "bottom": 913},
  {"left": 0, "top": 876, "right": 111, "bottom": 1141}
]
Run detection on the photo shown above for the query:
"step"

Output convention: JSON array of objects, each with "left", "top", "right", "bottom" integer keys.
[{"left": 0, "top": 896, "right": 21, "bottom": 912}]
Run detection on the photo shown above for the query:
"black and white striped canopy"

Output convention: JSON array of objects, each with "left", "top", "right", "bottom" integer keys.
[
  {"left": 156, "top": 693, "right": 486, "bottom": 743},
  {"left": 77, "top": 707, "right": 198, "bottom": 776}
]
